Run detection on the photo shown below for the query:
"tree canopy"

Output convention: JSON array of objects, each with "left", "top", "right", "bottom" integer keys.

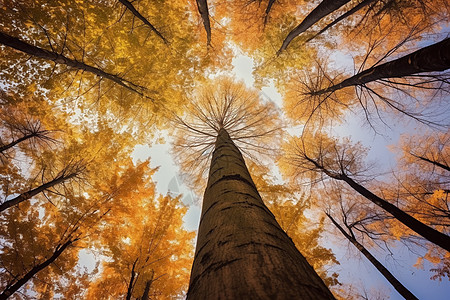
[{"left": 1, "top": 0, "right": 449, "bottom": 298}]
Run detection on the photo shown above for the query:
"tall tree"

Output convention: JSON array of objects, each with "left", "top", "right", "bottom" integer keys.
[
  {"left": 196, "top": 0, "right": 212, "bottom": 46},
  {"left": 281, "top": 132, "right": 450, "bottom": 252},
  {"left": 84, "top": 160, "right": 194, "bottom": 299},
  {"left": 173, "top": 78, "right": 335, "bottom": 299},
  {"left": 117, "top": 0, "right": 168, "bottom": 44},
  {"left": 278, "top": 0, "right": 351, "bottom": 54},
  {"left": 325, "top": 211, "right": 418, "bottom": 300},
  {"left": 308, "top": 38, "right": 450, "bottom": 96},
  {"left": 305, "top": 0, "right": 379, "bottom": 43}
]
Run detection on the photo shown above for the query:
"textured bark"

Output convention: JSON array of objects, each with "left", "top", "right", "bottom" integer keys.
[
  {"left": 196, "top": 0, "right": 211, "bottom": 46},
  {"left": 0, "top": 32, "right": 150, "bottom": 98},
  {"left": 0, "top": 171, "right": 77, "bottom": 212},
  {"left": 311, "top": 38, "right": 450, "bottom": 95},
  {"left": 278, "top": 0, "right": 350, "bottom": 53},
  {"left": 305, "top": 0, "right": 378, "bottom": 43},
  {"left": 326, "top": 213, "right": 418, "bottom": 300},
  {"left": 118, "top": 0, "right": 168, "bottom": 44},
  {"left": 187, "top": 128, "right": 335, "bottom": 299},
  {"left": 0, "top": 240, "right": 73, "bottom": 300}
]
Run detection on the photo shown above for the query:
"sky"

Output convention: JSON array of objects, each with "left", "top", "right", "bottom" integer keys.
[{"left": 129, "top": 52, "right": 450, "bottom": 299}]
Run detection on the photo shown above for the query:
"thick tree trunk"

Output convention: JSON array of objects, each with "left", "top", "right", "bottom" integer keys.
[
  {"left": 310, "top": 38, "right": 450, "bottom": 95},
  {"left": 326, "top": 213, "right": 418, "bottom": 300},
  {"left": 0, "top": 240, "right": 73, "bottom": 300},
  {"left": 0, "top": 133, "right": 37, "bottom": 153},
  {"left": 118, "top": 0, "right": 168, "bottom": 44},
  {"left": 0, "top": 32, "right": 150, "bottom": 98},
  {"left": 278, "top": 0, "right": 350, "bottom": 54},
  {"left": 340, "top": 174, "right": 450, "bottom": 252},
  {"left": 196, "top": 0, "right": 211, "bottom": 46},
  {"left": 0, "top": 171, "right": 77, "bottom": 212},
  {"left": 187, "top": 128, "right": 335, "bottom": 299},
  {"left": 305, "top": 0, "right": 378, "bottom": 43}
]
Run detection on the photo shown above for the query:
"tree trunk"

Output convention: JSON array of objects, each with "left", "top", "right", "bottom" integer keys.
[
  {"left": 326, "top": 213, "right": 418, "bottom": 300},
  {"left": 278, "top": 0, "right": 350, "bottom": 54},
  {"left": 187, "top": 128, "right": 335, "bottom": 299},
  {"left": 305, "top": 0, "right": 378, "bottom": 43},
  {"left": 310, "top": 38, "right": 450, "bottom": 95},
  {"left": 0, "top": 32, "right": 151, "bottom": 99},
  {"left": 264, "top": 0, "right": 277, "bottom": 26},
  {"left": 118, "top": 0, "right": 168, "bottom": 44},
  {"left": 0, "top": 171, "right": 77, "bottom": 213},
  {"left": 409, "top": 153, "right": 450, "bottom": 172},
  {"left": 0, "top": 133, "right": 37, "bottom": 153},
  {"left": 196, "top": 0, "right": 211, "bottom": 46},
  {"left": 341, "top": 174, "right": 450, "bottom": 252},
  {"left": 126, "top": 258, "right": 139, "bottom": 300},
  {"left": 0, "top": 240, "right": 73, "bottom": 300},
  {"left": 303, "top": 153, "right": 450, "bottom": 251}
]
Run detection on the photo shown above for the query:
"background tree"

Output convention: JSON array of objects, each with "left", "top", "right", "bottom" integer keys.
[
  {"left": 280, "top": 131, "right": 450, "bottom": 251},
  {"left": 84, "top": 160, "right": 194, "bottom": 300}
]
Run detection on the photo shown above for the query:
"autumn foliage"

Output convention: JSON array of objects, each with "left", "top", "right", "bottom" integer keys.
[{"left": 1, "top": 0, "right": 449, "bottom": 298}]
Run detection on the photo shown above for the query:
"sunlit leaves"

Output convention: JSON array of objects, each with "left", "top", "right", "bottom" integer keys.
[{"left": 172, "top": 77, "right": 282, "bottom": 194}]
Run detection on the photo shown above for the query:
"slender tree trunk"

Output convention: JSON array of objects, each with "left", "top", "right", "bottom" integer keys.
[
  {"left": 326, "top": 213, "right": 418, "bottom": 300},
  {"left": 302, "top": 154, "right": 450, "bottom": 251},
  {"left": 118, "top": 0, "right": 168, "bottom": 44},
  {"left": 409, "top": 153, "right": 450, "bottom": 172},
  {"left": 264, "top": 0, "right": 277, "bottom": 26},
  {"left": 0, "top": 32, "right": 150, "bottom": 98},
  {"left": 0, "top": 240, "right": 73, "bottom": 300},
  {"left": 278, "top": 0, "right": 350, "bottom": 54},
  {"left": 305, "top": 0, "right": 378, "bottom": 43},
  {"left": 187, "top": 128, "right": 335, "bottom": 299},
  {"left": 310, "top": 38, "right": 450, "bottom": 95},
  {"left": 0, "top": 171, "right": 77, "bottom": 212},
  {"left": 126, "top": 258, "right": 139, "bottom": 300},
  {"left": 0, "top": 133, "right": 37, "bottom": 153},
  {"left": 339, "top": 173, "right": 450, "bottom": 252},
  {"left": 196, "top": 0, "right": 211, "bottom": 46}
]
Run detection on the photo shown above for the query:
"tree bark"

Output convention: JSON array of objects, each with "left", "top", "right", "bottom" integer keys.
[
  {"left": 305, "top": 0, "right": 378, "bottom": 43},
  {"left": 118, "top": 0, "right": 168, "bottom": 44},
  {"left": 310, "top": 38, "right": 450, "bottom": 95},
  {"left": 0, "top": 240, "right": 73, "bottom": 300},
  {"left": 278, "top": 0, "right": 350, "bottom": 54},
  {"left": 0, "top": 32, "right": 150, "bottom": 98},
  {"left": 196, "top": 0, "right": 211, "bottom": 46},
  {"left": 187, "top": 128, "right": 335, "bottom": 299},
  {"left": 0, "top": 171, "right": 77, "bottom": 213},
  {"left": 326, "top": 213, "right": 418, "bottom": 300}
]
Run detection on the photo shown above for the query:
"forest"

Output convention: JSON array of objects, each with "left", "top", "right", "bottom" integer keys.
[{"left": 0, "top": 0, "right": 449, "bottom": 299}]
